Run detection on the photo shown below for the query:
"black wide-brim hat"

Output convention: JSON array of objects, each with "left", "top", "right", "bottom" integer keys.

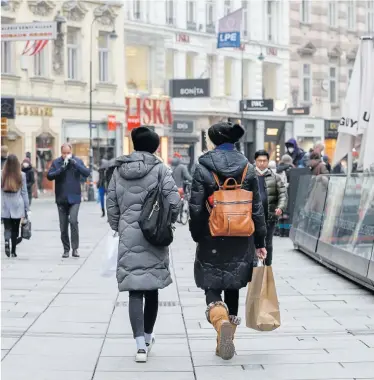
[
  {"left": 208, "top": 122, "right": 245, "bottom": 146},
  {"left": 131, "top": 126, "right": 160, "bottom": 154}
]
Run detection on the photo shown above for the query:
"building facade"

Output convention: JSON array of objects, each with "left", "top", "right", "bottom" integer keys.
[
  {"left": 289, "top": 0, "right": 374, "bottom": 159},
  {"left": 1, "top": 0, "right": 124, "bottom": 191},
  {"left": 123, "top": 0, "right": 291, "bottom": 164}
]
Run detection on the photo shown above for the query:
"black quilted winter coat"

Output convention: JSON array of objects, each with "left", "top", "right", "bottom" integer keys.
[{"left": 189, "top": 149, "right": 267, "bottom": 290}]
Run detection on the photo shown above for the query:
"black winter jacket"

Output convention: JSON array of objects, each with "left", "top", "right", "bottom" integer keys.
[
  {"left": 261, "top": 170, "right": 288, "bottom": 222},
  {"left": 189, "top": 149, "right": 267, "bottom": 290}
]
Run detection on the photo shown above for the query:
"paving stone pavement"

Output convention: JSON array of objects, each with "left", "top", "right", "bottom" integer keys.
[{"left": 1, "top": 200, "right": 374, "bottom": 380}]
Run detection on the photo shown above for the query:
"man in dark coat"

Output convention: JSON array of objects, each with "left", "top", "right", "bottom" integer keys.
[
  {"left": 189, "top": 122, "right": 267, "bottom": 361},
  {"left": 21, "top": 158, "right": 35, "bottom": 205},
  {"left": 171, "top": 153, "right": 192, "bottom": 190},
  {"left": 255, "top": 150, "right": 288, "bottom": 264},
  {"left": 47, "top": 143, "right": 90, "bottom": 258},
  {"left": 285, "top": 138, "right": 305, "bottom": 167}
]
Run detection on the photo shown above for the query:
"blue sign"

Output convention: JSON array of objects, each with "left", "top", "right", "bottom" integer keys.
[{"left": 217, "top": 32, "right": 240, "bottom": 48}]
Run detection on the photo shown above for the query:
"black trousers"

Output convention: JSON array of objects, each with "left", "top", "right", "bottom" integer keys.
[
  {"left": 57, "top": 203, "right": 80, "bottom": 252},
  {"left": 265, "top": 222, "right": 276, "bottom": 266},
  {"left": 3, "top": 218, "right": 21, "bottom": 253},
  {"left": 27, "top": 188, "right": 33, "bottom": 206},
  {"left": 205, "top": 289, "right": 239, "bottom": 316},
  {"left": 129, "top": 290, "right": 159, "bottom": 338}
]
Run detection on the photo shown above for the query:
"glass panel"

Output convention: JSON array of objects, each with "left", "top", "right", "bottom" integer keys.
[
  {"left": 303, "top": 64, "right": 310, "bottom": 75},
  {"left": 67, "top": 28, "right": 77, "bottom": 45},
  {"left": 98, "top": 32, "right": 108, "bottom": 49},
  {"left": 126, "top": 45, "right": 149, "bottom": 91}
]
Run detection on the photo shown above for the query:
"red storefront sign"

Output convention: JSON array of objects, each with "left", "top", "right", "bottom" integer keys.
[
  {"left": 107, "top": 115, "right": 116, "bottom": 131},
  {"left": 127, "top": 115, "right": 141, "bottom": 131},
  {"left": 125, "top": 97, "right": 173, "bottom": 129}
]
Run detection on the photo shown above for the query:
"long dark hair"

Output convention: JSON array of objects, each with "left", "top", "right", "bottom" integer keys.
[{"left": 1, "top": 154, "right": 22, "bottom": 192}]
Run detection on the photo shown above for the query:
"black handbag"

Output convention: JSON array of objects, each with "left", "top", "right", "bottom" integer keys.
[
  {"left": 21, "top": 219, "right": 32, "bottom": 240},
  {"left": 139, "top": 167, "right": 174, "bottom": 247}
]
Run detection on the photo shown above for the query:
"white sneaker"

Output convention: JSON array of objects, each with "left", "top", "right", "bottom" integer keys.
[
  {"left": 146, "top": 337, "right": 155, "bottom": 354},
  {"left": 135, "top": 349, "right": 147, "bottom": 363}
]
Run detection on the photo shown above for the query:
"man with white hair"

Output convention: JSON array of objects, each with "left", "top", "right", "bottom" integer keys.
[
  {"left": 47, "top": 143, "right": 90, "bottom": 258},
  {"left": 302, "top": 141, "right": 325, "bottom": 167}
]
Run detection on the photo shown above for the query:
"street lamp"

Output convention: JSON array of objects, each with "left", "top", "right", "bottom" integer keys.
[{"left": 88, "top": 18, "right": 117, "bottom": 201}]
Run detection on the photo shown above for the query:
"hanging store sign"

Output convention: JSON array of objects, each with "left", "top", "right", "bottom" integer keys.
[
  {"left": 1, "top": 21, "right": 57, "bottom": 41},
  {"left": 240, "top": 99, "right": 274, "bottom": 112},
  {"left": 1, "top": 97, "right": 15, "bottom": 119},
  {"left": 107, "top": 115, "right": 116, "bottom": 131},
  {"left": 287, "top": 107, "right": 310, "bottom": 116},
  {"left": 172, "top": 120, "right": 194, "bottom": 133},
  {"left": 125, "top": 96, "right": 173, "bottom": 127},
  {"left": 169, "top": 79, "right": 210, "bottom": 98}
]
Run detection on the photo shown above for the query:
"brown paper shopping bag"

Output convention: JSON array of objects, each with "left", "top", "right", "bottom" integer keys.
[{"left": 245, "top": 265, "right": 281, "bottom": 331}]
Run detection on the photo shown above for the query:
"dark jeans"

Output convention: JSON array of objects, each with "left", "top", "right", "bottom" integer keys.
[
  {"left": 98, "top": 187, "right": 105, "bottom": 210},
  {"left": 3, "top": 218, "right": 21, "bottom": 253},
  {"left": 265, "top": 221, "right": 276, "bottom": 266},
  {"left": 205, "top": 289, "right": 239, "bottom": 316},
  {"left": 27, "top": 188, "right": 33, "bottom": 206},
  {"left": 129, "top": 290, "right": 159, "bottom": 338},
  {"left": 37, "top": 172, "right": 43, "bottom": 191},
  {"left": 57, "top": 203, "right": 80, "bottom": 252}
]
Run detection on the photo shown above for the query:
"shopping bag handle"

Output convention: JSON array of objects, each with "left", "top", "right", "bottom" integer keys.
[{"left": 257, "top": 259, "right": 264, "bottom": 267}]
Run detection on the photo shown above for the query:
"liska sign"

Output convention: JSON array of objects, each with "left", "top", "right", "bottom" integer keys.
[{"left": 125, "top": 97, "right": 173, "bottom": 128}]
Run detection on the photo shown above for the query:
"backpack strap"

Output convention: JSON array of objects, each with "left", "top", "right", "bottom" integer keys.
[
  {"left": 240, "top": 164, "right": 249, "bottom": 186},
  {"left": 211, "top": 172, "right": 221, "bottom": 188}
]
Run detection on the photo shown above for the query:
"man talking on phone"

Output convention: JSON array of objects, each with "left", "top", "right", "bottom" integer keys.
[{"left": 47, "top": 143, "right": 90, "bottom": 258}]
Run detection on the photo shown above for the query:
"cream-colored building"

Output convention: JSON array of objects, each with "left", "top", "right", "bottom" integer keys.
[
  {"left": 1, "top": 0, "right": 124, "bottom": 191},
  {"left": 289, "top": 0, "right": 373, "bottom": 158}
]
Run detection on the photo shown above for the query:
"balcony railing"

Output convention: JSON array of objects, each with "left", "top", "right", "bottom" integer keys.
[
  {"left": 206, "top": 23, "right": 215, "bottom": 33},
  {"left": 187, "top": 21, "right": 197, "bottom": 30}
]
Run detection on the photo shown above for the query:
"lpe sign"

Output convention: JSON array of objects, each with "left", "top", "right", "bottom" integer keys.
[{"left": 217, "top": 32, "right": 240, "bottom": 48}]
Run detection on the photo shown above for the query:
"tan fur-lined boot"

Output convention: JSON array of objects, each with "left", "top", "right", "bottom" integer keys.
[{"left": 206, "top": 301, "right": 235, "bottom": 360}]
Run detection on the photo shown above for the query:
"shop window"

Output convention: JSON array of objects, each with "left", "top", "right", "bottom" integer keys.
[
  {"left": 301, "top": 0, "right": 311, "bottom": 23},
  {"left": 224, "top": 0, "right": 231, "bottom": 15},
  {"left": 347, "top": 0, "right": 356, "bottom": 31},
  {"left": 367, "top": 0, "right": 374, "bottom": 32},
  {"left": 67, "top": 27, "right": 79, "bottom": 80},
  {"left": 328, "top": 1, "right": 338, "bottom": 28},
  {"left": 166, "top": 0, "right": 175, "bottom": 25},
  {"left": 126, "top": 45, "right": 150, "bottom": 92},
  {"left": 186, "top": 52, "right": 195, "bottom": 79},
  {"left": 262, "top": 62, "right": 277, "bottom": 99},
  {"left": 301, "top": 63, "right": 311, "bottom": 103},
  {"left": 224, "top": 57, "right": 232, "bottom": 96},
  {"left": 1, "top": 40, "right": 12, "bottom": 74},
  {"left": 34, "top": 45, "right": 47, "bottom": 77},
  {"left": 329, "top": 67, "right": 337, "bottom": 104},
  {"left": 98, "top": 32, "right": 109, "bottom": 83}
]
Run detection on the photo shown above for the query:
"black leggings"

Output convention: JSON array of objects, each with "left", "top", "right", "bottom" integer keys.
[
  {"left": 3, "top": 218, "right": 21, "bottom": 253},
  {"left": 129, "top": 290, "right": 159, "bottom": 338},
  {"left": 205, "top": 289, "right": 239, "bottom": 316}
]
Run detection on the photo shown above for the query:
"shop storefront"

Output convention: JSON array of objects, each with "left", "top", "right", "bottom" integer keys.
[
  {"left": 264, "top": 120, "right": 286, "bottom": 162},
  {"left": 293, "top": 118, "right": 325, "bottom": 152},
  {"left": 324, "top": 120, "right": 339, "bottom": 159},
  {"left": 169, "top": 120, "right": 199, "bottom": 172}
]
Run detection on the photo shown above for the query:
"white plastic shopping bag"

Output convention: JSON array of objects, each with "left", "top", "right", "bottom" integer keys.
[{"left": 101, "top": 231, "right": 119, "bottom": 277}]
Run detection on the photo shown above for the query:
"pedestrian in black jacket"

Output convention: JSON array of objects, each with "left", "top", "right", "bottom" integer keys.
[
  {"left": 47, "top": 143, "right": 90, "bottom": 258},
  {"left": 188, "top": 122, "right": 267, "bottom": 361},
  {"left": 21, "top": 158, "right": 35, "bottom": 205}
]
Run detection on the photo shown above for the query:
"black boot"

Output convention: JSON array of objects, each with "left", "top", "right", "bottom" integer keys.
[
  {"left": 5, "top": 240, "right": 10, "bottom": 257},
  {"left": 72, "top": 249, "right": 80, "bottom": 258},
  {"left": 101, "top": 208, "right": 105, "bottom": 218},
  {"left": 62, "top": 251, "right": 69, "bottom": 258},
  {"left": 16, "top": 237, "right": 23, "bottom": 245}
]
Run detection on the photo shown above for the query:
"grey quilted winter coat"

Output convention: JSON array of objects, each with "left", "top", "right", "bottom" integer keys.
[{"left": 106, "top": 152, "right": 181, "bottom": 292}]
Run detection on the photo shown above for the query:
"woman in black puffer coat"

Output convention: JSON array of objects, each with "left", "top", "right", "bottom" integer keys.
[{"left": 189, "top": 122, "right": 267, "bottom": 361}]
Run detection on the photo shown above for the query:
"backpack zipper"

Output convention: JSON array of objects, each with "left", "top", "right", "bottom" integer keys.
[
  {"left": 148, "top": 201, "right": 160, "bottom": 219},
  {"left": 214, "top": 200, "right": 252, "bottom": 206}
]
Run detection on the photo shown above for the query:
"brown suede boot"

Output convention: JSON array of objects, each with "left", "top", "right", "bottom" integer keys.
[{"left": 206, "top": 301, "right": 235, "bottom": 360}]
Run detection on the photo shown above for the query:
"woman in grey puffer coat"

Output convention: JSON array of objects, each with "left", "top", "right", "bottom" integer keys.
[{"left": 107, "top": 127, "right": 180, "bottom": 363}]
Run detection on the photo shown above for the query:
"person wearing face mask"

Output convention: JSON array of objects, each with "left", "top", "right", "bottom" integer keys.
[
  {"left": 47, "top": 143, "right": 90, "bottom": 258},
  {"left": 254, "top": 150, "right": 288, "bottom": 266},
  {"left": 285, "top": 138, "right": 306, "bottom": 167},
  {"left": 21, "top": 157, "right": 35, "bottom": 206}
]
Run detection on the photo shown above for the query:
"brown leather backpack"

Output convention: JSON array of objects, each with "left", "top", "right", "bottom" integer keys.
[{"left": 206, "top": 164, "right": 255, "bottom": 237}]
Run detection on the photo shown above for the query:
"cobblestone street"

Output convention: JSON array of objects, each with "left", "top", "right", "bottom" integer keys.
[{"left": 1, "top": 200, "right": 374, "bottom": 380}]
